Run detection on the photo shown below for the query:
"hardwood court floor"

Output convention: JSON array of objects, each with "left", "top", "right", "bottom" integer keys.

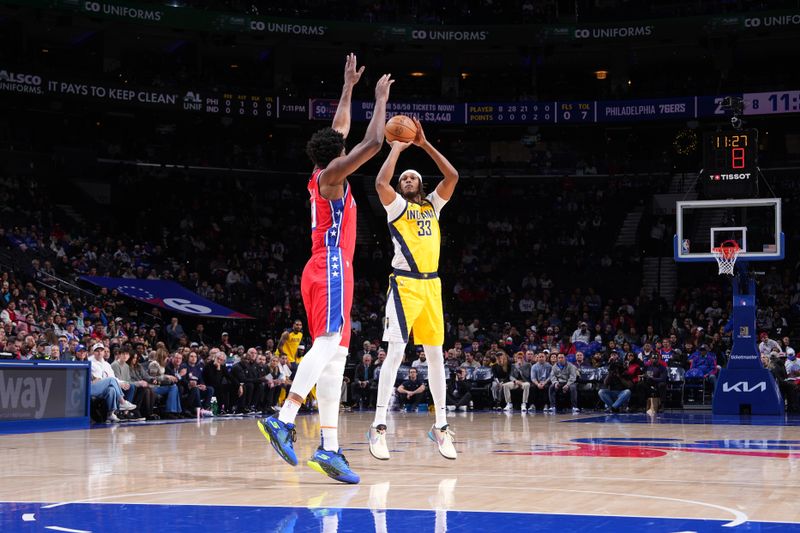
[{"left": 1, "top": 410, "right": 799, "bottom": 531}]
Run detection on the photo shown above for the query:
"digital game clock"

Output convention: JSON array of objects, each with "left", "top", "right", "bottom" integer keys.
[{"left": 701, "top": 129, "right": 759, "bottom": 199}]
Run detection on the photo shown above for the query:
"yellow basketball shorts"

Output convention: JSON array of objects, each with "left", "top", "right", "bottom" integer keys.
[{"left": 383, "top": 271, "right": 444, "bottom": 346}]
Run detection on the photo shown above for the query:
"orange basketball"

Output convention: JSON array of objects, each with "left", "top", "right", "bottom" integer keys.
[{"left": 385, "top": 115, "right": 417, "bottom": 143}]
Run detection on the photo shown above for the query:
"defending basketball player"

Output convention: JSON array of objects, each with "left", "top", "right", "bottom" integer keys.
[
  {"left": 259, "top": 54, "right": 394, "bottom": 484},
  {"left": 367, "top": 117, "right": 459, "bottom": 461}
]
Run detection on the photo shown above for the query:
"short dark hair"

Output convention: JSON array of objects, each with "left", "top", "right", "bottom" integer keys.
[{"left": 306, "top": 127, "right": 345, "bottom": 169}]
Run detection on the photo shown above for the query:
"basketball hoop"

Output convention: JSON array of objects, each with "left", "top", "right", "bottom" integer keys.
[{"left": 712, "top": 240, "right": 741, "bottom": 276}]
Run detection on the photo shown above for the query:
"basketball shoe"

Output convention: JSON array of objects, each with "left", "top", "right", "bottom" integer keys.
[
  {"left": 367, "top": 424, "right": 390, "bottom": 460},
  {"left": 428, "top": 424, "right": 457, "bottom": 460},
  {"left": 307, "top": 447, "right": 360, "bottom": 484},
  {"left": 258, "top": 416, "right": 298, "bottom": 466}
]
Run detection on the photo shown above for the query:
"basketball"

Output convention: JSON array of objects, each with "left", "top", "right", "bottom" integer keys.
[{"left": 385, "top": 115, "right": 417, "bottom": 143}]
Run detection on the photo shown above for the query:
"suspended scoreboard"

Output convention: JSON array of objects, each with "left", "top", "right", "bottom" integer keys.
[{"left": 700, "top": 129, "right": 758, "bottom": 199}]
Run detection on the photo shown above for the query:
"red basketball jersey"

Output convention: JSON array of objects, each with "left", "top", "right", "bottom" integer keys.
[{"left": 308, "top": 168, "right": 357, "bottom": 260}]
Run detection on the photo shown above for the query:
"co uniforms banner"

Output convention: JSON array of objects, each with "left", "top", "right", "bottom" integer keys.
[{"left": 81, "top": 276, "right": 254, "bottom": 319}]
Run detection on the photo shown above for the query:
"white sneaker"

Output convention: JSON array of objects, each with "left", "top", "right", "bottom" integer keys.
[
  {"left": 572, "top": 407, "right": 581, "bottom": 414},
  {"left": 368, "top": 424, "right": 390, "bottom": 460},
  {"left": 201, "top": 409, "right": 214, "bottom": 417},
  {"left": 457, "top": 405, "right": 468, "bottom": 412},
  {"left": 106, "top": 412, "right": 120, "bottom": 423},
  {"left": 544, "top": 407, "right": 555, "bottom": 413},
  {"left": 119, "top": 400, "right": 136, "bottom": 412},
  {"left": 446, "top": 405, "right": 456, "bottom": 411},
  {"left": 521, "top": 403, "right": 528, "bottom": 412},
  {"left": 503, "top": 402, "right": 513, "bottom": 411},
  {"left": 428, "top": 424, "right": 457, "bottom": 460}
]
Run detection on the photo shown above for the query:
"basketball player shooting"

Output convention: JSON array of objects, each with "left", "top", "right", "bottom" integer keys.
[
  {"left": 259, "top": 54, "right": 394, "bottom": 484},
  {"left": 367, "top": 117, "right": 459, "bottom": 461}
]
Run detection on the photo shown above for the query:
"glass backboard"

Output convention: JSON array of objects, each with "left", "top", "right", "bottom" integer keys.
[{"left": 674, "top": 198, "right": 783, "bottom": 262}]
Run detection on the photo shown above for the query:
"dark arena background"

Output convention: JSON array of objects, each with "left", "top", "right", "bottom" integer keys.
[{"left": 1, "top": 1, "right": 800, "bottom": 532}]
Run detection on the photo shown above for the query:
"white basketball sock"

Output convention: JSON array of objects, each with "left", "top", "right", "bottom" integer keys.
[
  {"left": 423, "top": 344, "right": 447, "bottom": 428},
  {"left": 278, "top": 333, "right": 342, "bottom": 425},
  {"left": 373, "top": 341, "right": 406, "bottom": 427},
  {"left": 317, "top": 346, "right": 347, "bottom": 451}
]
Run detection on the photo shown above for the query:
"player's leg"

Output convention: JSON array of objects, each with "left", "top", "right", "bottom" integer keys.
[
  {"left": 418, "top": 279, "right": 456, "bottom": 460},
  {"left": 307, "top": 345, "right": 359, "bottom": 484},
  {"left": 369, "top": 275, "right": 421, "bottom": 460},
  {"left": 259, "top": 256, "right": 341, "bottom": 466}
]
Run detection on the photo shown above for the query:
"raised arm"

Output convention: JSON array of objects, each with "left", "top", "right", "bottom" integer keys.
[
  {"left": 320, "top": 74, "right": 394, "bottom": 193},
  {"left": 412, "top": 117, "right": 459, "bottom": 201},
  {"left": 331, "top": 53, "right": 364, "bottom": 139},
  {"left": 375, "top": 141, "right": 412, "bottom": 205}
]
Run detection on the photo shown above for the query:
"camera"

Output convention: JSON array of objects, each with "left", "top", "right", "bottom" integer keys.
[{"left": 730, "top": 116, "right": 743, "bottom": 130}]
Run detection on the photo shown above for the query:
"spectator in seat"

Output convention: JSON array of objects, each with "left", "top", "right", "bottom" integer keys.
[
  {"left": 770, "top": 352, "right": 798, "bottom": 413},
  {"left": 263, "top": 355, "right": 286, "bottom": 412},
  {"left": 547, "top": 353, "right": 579, "bottom": 413},
  {"left": 503, "top": 351, "right": 531, "bottom": 411},
  {"left": 203, "top": 349, "right": 235, "bottom": 414},
  {"left": 460, "top": 352, "right": 480, "bottom": 370},
  {"left": 183, "top": 351, "right": 214, "bottom": 410},
  {"left": 351, "top": 353, "right": 375, "bottom": 409},
  {"left": 165, "top": 317, "right": 185, "bottom": 350},
  {"left": 758, "top": 332, "right": 781, "bottom": 358},
  {"left": 166, "top": 351, "right": 201, "bottom": 416},
  {"left": 623, "top": 352, "right": 644, "bottom": 410},
  {"left": 446, "top": 367, "right": 472, "bottom": 411},
  {"left": 411, "top": 349, "right": 428, "bottom": 372},
  {"left": 598, "top": 362, "right": 633, "bottom": 413},
  {"left": 687, "top": 344, "right": 719, "bottom": 392},
  {"left": 643, "top": 352, "right": 668, "bottom": 413},
  {"left": 231, "top": 348, "right": 263, "bottom": 413},
  {"left": 130, "top": 350, "right": 180, "bottom": 419},
  {"left": 491, "top": 352, "right": 511, "bottom": 408},
  {"left": 396, "top": 367, "right": 426, "bottom": 411},
  {"left": 570, "top": 322, "right": 591, "bottom": 345},
  {"left": 529, "top": 352, "right": 552, "bottom": 412},
  {"left": 90, "top": 343, "right": 136, "bottom": 423},
  {"left": 111, "top": 347, "right": 150, "bottom": 420}
]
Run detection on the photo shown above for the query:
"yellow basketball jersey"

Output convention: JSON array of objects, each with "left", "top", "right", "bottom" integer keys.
[
  {"left": 389, "top": 198, "right": 441, "bottom": 273},
  {"left": 282, "top": 331, "right": 303, "bottom": 363}
]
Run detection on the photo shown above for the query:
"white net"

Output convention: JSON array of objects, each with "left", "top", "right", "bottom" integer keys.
[{"left": 712, "top": 244, "right": 741, "bottom": 276}]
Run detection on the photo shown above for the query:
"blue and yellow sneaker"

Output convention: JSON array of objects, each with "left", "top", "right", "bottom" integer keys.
[
  {"left": 307, "top": 447, "right": 360, "bottom": 484},
  {"left": 258, "top": 416, "right": 298, "bottom": 466}
]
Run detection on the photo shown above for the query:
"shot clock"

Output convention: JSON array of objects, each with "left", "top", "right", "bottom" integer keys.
[{"left": 700, "top": 129, "right": 758, "bottom": 199}]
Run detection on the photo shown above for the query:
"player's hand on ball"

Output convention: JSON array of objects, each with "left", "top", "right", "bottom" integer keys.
[
  {"left": 411, "top": 116, "right": 427, "bottom": 147},
  {"left": 375, "top": 74, "right": 395, "bottom": 101},
  {"left": 344, "top": 53, "right": 364, "bottom": 87},
  {"left": 388, "top": 140, "right": 412, "bottom": 152}
]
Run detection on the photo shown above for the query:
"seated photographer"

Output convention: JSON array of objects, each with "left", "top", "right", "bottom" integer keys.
[
  {"left": 598, "top": 361, "right": 632, "bottom": 413},
  {"left": 446, "top": 367, "right": 472, "bottom": 411},
  {"left": 396, "top": 367, "right": 426, "bottom": 411},
  {"left": 547, "top": 353, "right": 579, "bottom": 414}
]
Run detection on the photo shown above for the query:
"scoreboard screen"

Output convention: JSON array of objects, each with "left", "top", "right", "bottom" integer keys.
[
  {"left": 467, "top": 102, "right": 554, "bottom": 124},
  {"left": 700, "top": 129, "right": 759, "bottom": 199}
]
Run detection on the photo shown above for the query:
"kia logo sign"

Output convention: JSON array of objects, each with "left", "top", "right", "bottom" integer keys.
[{"left": 722, "top": 381, "right": 767, "bottom": 393}]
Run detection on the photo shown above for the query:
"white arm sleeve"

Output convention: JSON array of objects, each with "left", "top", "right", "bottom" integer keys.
[
  {"left": 426, "top": 190, "right": 448, "bottom": 218},
  {"left": 384, "top": 193, "right": 407, "bottom": 221}
]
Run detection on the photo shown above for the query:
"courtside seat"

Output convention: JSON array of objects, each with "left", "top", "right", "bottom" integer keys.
[
  {"left": 470, "top": 366, "right": 495, "bottom": 409},
  {"left": 666, "top": 366, "right": 685, "bottom": 408}
]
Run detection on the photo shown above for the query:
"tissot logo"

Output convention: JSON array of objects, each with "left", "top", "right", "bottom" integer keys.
[
  {"left": 722, "top": 381, "right": 767, "bottom": 393},
  {"left": 711, "top": 173, "right": 751, "bottom": 181}
]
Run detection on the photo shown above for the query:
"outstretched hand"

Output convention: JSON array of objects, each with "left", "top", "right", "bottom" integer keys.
[
  {"left": 344, "top": 53, "right": 365, "bottom": 87},
  {"left": 412, "top": 116, "right": 427, "bottom": 147},
  {"left": 375, "top": 74, "right": 395, "bottom": 101}
]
